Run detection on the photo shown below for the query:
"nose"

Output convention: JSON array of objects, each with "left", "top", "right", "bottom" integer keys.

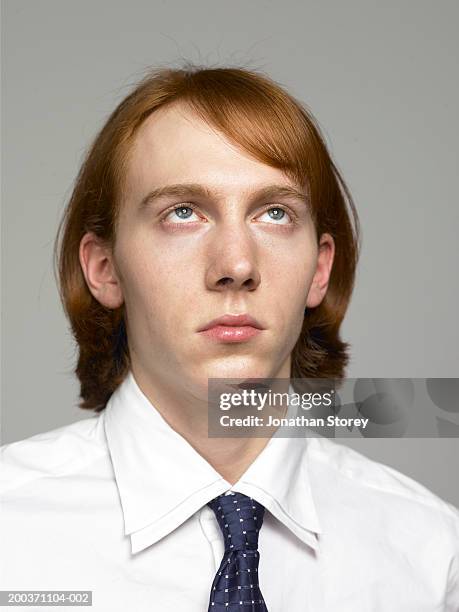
[{"left": 205, "top": 224, "right": 261, "bottom": 292}]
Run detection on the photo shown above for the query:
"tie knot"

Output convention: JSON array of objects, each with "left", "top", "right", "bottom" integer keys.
[{"left": 208, "top": 492, "right": 265, "bottom": 552}]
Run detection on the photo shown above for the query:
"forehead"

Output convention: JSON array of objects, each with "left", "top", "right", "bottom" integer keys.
[{"left": 123, "top": 102, "right": 297, "bottom": 200}]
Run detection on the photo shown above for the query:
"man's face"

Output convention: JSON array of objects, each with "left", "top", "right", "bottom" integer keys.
[{"left": 108, "top": 103, "right": 333, "bottom": 399}]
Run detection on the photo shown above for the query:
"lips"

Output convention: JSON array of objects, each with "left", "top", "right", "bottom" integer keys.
[
  {"left": 197, "top": 314, "right": 264, "bottom": 343},
  {"left": 198, "top": 313, "right": 264, "bottom": 332}
]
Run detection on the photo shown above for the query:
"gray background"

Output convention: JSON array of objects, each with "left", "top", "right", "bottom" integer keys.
[{"left": 2, "top": 1, "right": 458, "bottom": 505}]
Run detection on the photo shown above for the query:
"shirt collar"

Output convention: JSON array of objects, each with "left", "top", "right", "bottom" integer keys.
[{"left": 103, "top": 370, "right": 322, "bottom": 554}]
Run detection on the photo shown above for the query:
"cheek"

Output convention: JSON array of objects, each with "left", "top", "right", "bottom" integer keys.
[
  {"left": 115, "top": 234, "right": 199, "bottom": 321},
  {"left": 261, "top": 236, "right": 317, "bottom": 303}
]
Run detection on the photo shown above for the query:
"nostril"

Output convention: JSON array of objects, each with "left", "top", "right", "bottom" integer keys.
[{"left": 242, "top": 278, "right": 259, "bottom": 291}]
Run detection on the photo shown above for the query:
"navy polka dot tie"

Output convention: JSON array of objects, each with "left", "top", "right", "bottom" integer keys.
[{"left": 207, "top": 492, "right": 268, "bottom": 611}]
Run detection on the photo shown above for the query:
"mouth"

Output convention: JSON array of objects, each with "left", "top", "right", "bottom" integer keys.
[{"left": 197, "top": 313, "right": 264, "bottom": 343}]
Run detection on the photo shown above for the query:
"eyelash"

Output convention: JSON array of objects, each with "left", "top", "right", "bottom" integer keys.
[{"left": 160, "top": 203, "right": 298, "bottom": 225}]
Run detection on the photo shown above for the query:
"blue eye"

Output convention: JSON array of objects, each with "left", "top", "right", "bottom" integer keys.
[
  {"left": 268, "top": 208, "right": 285, "bottom": 220},
  {"left": 165, "top": 206, "right": 199, "bottom": 223},
  {"left": 175, "top": 207, "right": 193, "bottom": 219},
  {"left": 259, "top": 207, "right": 290, "bottom": 224}
]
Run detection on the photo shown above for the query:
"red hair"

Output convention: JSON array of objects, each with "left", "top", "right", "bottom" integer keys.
[{"left": 54, "top": 63, "right": 360, "bottom": 411}]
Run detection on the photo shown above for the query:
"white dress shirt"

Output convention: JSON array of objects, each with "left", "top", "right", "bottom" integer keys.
[{"left": 1, "top": 370, "right": 458, "bottom": 611}]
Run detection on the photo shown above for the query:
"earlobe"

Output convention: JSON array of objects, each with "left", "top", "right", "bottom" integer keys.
[{"left": 79, "top": 232, "right": 124, "bottom": 309}]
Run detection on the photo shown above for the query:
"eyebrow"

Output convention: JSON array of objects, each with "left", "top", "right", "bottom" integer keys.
[{"left": 137, "top": 182, "right": 309, "bottom": 211}]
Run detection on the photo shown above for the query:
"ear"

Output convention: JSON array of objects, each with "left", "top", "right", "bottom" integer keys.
[
  {"left": 306, "top": 233, "right": 335, "bottom": 308},
  {"left": 79, "top": 232, "right": 124, "bottom": 309}
]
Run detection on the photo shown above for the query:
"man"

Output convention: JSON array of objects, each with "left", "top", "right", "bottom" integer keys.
[{"left": 1, "top": 64, "right": 458, "bottom": 611}]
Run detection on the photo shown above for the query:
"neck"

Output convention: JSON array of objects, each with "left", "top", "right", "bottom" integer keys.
[{"left": 131, "top": 362, "right": 290, "bottom": 485}]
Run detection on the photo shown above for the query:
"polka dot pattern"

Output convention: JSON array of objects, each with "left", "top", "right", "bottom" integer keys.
[{"left": 207, "top": 492, "right": 268, "bottom": 611}]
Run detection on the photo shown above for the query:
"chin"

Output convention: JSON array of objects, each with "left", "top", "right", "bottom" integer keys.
[
  {"left": 175, "top": 357, "right": 284, "bottom": 405},
  {"left": 200, "top": 356, "right": 277, "bottom": 383}
]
